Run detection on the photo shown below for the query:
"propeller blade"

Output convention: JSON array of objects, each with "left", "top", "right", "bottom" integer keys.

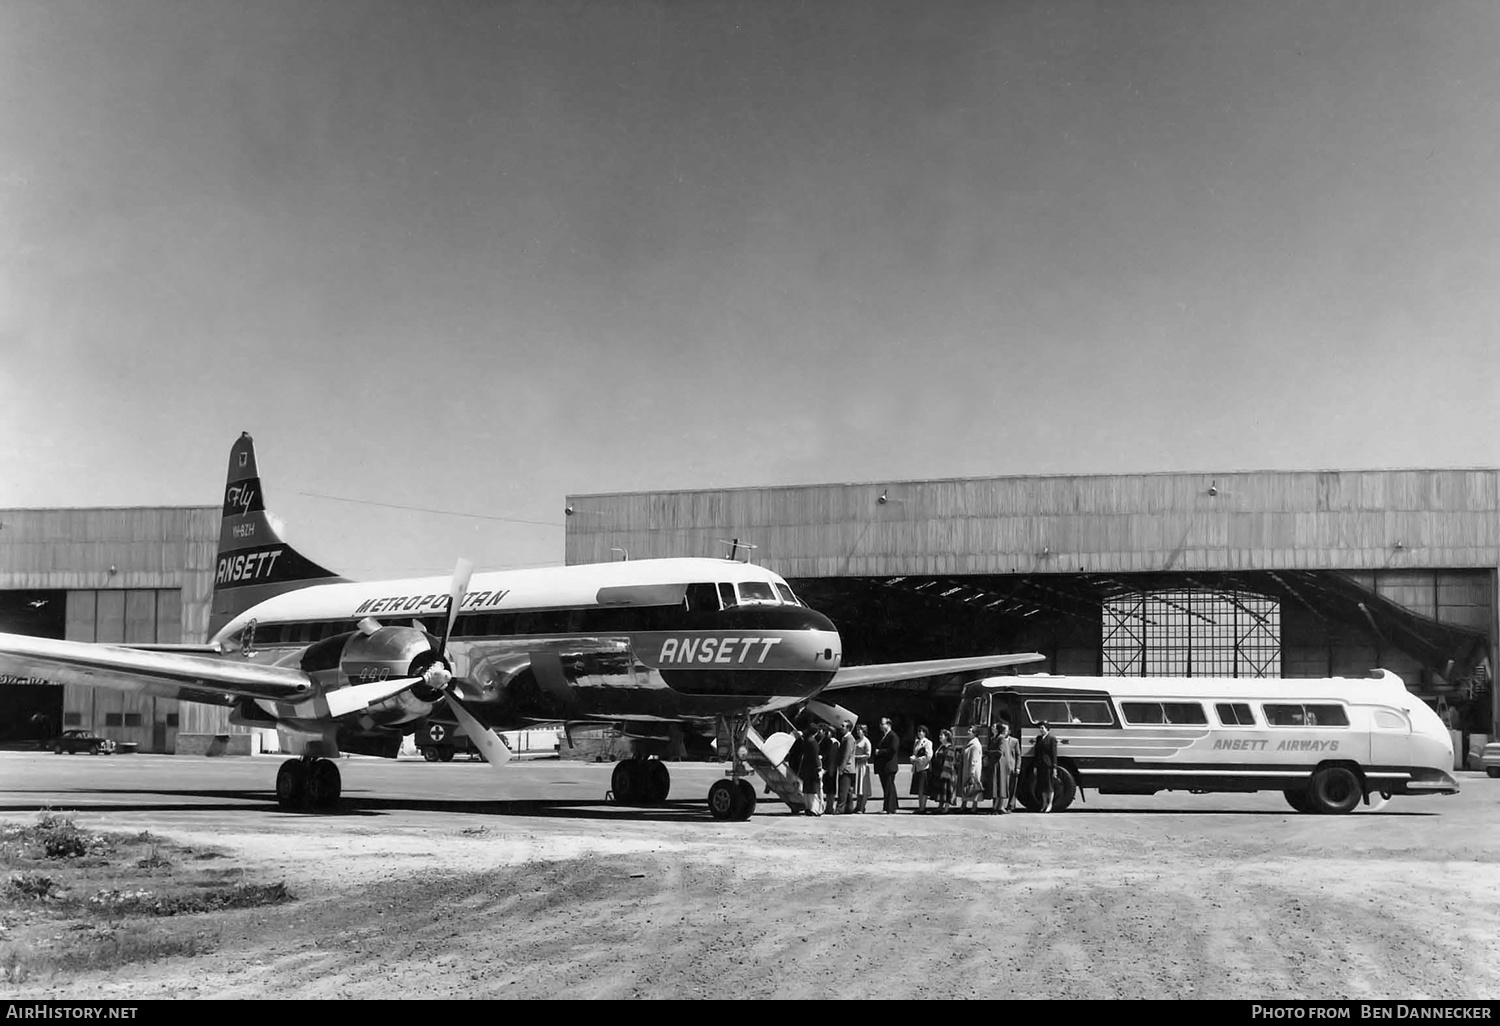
[
  {"left": 446, "top": 694, "right": 512, "bottom": 768},
  {"left": 319, "top": 675, "right": 423, "bottom": 719},
  {"left": 435, "top": 558, "right": 475, "bottom": 662}
]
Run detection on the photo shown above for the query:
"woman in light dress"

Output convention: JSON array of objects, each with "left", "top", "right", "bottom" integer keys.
[
  {"left": 909, "top": 725, "right": 934, "bottom": 813},
  {"left": 853, "top": 723, "right": 873, "bottom": 813}
]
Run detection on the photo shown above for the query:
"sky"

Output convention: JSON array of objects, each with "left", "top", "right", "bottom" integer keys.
[{"left": 2, "top": 1, "right": 1498, "bottom": 579}]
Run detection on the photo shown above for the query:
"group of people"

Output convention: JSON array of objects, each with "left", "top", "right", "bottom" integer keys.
[
  {"left": 786, "top": 717, "right": 1062, "bottom": 816},
  {"left": 787, "top": 717, "right": 902, "bottom": 814}
]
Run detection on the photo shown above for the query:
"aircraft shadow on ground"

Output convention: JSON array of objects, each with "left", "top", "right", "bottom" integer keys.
[
  {"left": 0, "top": 789, "right": 757, "bottom": 823},
  {"left": 0, "top": 790, "right": 1436, "bottom": 819}
]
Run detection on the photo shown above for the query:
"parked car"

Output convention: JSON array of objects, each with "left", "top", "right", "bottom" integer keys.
[
  {"left": 1481, "top": 742, "right": 1500, "bottom": 779},
  {"left": 49, "top": 730, "right": 116, "bottom": 755}
]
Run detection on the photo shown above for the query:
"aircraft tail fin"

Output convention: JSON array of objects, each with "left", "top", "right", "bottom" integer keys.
[{"left": 208, "top": 433, "right": 347, "bottom": 638}]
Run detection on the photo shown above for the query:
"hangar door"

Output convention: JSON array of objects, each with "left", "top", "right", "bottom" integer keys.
[{"left": 1102, "top": 590, "right": 1280, "bottom": 678}]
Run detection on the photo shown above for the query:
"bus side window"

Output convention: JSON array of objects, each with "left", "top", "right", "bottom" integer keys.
[
  {"left": 1121, "top": 702, "right": 1164, "bottom": 725},
  {"left": 1215, "top": 702, "right": 1255, "bottom": 726},
  {"left": 1304, "top": 704, "right": 1348, "bottom": 727},
  {"left": 1162, "top": 702, "right": 1207, "bottom": 725},
  {"left": 1263, "top": 705, "right": 1308, "bottom": 726}
]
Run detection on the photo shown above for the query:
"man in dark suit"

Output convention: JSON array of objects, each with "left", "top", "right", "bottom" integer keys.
[
  {"left": 874, "top": 717, "right": 901, "bottom": 813},
  {"left": 819, "top": 724, "right": 840, "bottom": 811}
]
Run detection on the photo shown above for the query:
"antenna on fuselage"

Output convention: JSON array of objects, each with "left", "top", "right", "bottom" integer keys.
[{"left": 718, "top": 538, "right": 757, "bottom": 563}]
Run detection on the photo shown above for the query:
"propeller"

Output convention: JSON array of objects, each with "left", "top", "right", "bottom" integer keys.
[
  {"left": 320, "top": 560, "right": 512, "bottom": 765},
  {"left": 422, "top": 558, "right": 511, "bottom": 767}
]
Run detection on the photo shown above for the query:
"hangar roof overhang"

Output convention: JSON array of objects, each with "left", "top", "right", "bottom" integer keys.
[{"left": 790, "top": 569, "right": 1490, "bottom": 681}]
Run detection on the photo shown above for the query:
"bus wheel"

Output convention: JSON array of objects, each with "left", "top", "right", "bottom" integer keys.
[
  {"left": 1283, "top": 788, "right": 1313, "bottom": 813},
  {"left": 1307, "top": 766, "right": 1361, "bottom": 814},
  {"left": 1051, "top": 767, "right": 1078, "bottom": 812},
  {"left": 1015, "top": 768, "right": 1043, "bottom": 812}
]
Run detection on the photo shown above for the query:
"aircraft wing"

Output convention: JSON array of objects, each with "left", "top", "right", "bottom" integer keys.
[
  {"left": 0, "top": 632, "right": 313, "bottom": 706},
  {"left": 819, "top": 652, "right": 1046, "bottom": 691}
]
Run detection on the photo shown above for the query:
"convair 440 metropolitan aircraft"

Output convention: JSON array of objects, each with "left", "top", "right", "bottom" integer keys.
[{"left": 0, "top": 434, "right": 1043, "bottom": 819}]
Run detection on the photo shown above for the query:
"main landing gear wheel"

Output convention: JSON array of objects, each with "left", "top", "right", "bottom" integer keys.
[
  {"left": 610, "top": 759, "right": 671, "bottom": 805},
  {"left": 1306, "top": 766, "right": 1361, "bottom": 815},
  {"left": 423, "top": 748, "right": 440, "bottom": 762},
  {"left": 307, "top": 760, "right": 342, "bottom": 809},
  {"left": 644, "top": 761, "right": 671, "bottom": 803},
  {"left": 438, "top": 748, "right": 454, "bottom": 763},
  {"left": 276, "top": 758, "right": 343, "bottom": 811},
  {"left": 611, "top": 760, "right": 644, "bottom": 804}
]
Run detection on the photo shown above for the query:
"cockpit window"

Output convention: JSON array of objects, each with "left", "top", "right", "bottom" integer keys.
[
  {"left": 775, "top": 584, "right": 800, "bottom": 606},
  {"left": 684, "top": 583, "right": 721, "bottom": 613},
  {"left": 737, "top": 582, "right": 778, "bottom": 604},
  {"left": 718, "top": 583, "right": 737, "bottom": 608}
]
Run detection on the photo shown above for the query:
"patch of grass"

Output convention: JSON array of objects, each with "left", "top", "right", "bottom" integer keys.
[
  {"left": 136, "top": 846, "right": 173, "bottom": 870},
  {"left": 6, "top": 872, "right": 60, "bottom": 901},
  {"left": 0, "top": 813, "right": 295, "bottom": 984},
  {"left": 4, "top": 924, "right": 223, "bottom": 983},
  {"left": 85, "top": 882, "right": 291, "bottom": 918},
  {"left": 0, "top": 813, "right": 115, "bottom": 863}
]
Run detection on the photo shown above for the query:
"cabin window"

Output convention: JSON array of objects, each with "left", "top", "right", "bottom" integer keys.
[
  {"left": 1121, "top": 701, "right": 1208, "bottom": 725},
  {"left": 1263, "top": 704, "right": 1349, "bottom": 727},
  {"left": 737, "top": 582, "right": 778, "bottom": 604},
  {"left": 775, "top": 584, "right": 800, "bottom": 605},
  {"left": 1216, "top": 703, "right": 1257, "bottom": 726},
  {"left": 684, "top": 584, "right": 720, "bottom": 613}
]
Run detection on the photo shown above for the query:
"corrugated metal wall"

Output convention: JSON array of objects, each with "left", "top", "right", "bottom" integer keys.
[
  {"left": 0, "top": 506, "right": 228, "bottom": 749},
  {"left": 566, "top": 470, "right": 1500, "bottom": 576}
]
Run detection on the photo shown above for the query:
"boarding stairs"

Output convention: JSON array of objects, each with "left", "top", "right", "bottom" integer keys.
[{"left": 738, "top": 723, "right": 807, "bottom": 811}]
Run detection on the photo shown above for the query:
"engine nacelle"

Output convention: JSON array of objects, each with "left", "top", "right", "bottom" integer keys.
[{"left": 292, "top": 626, "right": 448, "bottom": 724}]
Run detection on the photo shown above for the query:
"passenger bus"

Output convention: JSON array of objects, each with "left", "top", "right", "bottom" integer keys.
[{"left": 952, "top": 670, "right": 1460, "bottom": 814}]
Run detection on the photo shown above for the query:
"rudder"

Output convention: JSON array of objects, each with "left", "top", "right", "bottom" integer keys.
[{"left": 209, "top": 433, "right": 346, "bottom": 637}]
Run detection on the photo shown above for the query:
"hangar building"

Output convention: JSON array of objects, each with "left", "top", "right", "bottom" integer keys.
[
  {"left": 0, "top": 506, "right": 235, "bottom": 751},
  {"left": 565, "top": 469, "right": 1498, "bottom": 745}
]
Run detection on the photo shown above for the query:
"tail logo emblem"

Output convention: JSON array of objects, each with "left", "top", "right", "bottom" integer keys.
[{"left": 225, "top": 483, "right": 258, "bottom": 517}]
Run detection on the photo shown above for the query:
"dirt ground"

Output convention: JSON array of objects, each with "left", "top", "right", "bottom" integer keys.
[{"left": 3, "top": 755, "right": 1498, "bottom": 1000}]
